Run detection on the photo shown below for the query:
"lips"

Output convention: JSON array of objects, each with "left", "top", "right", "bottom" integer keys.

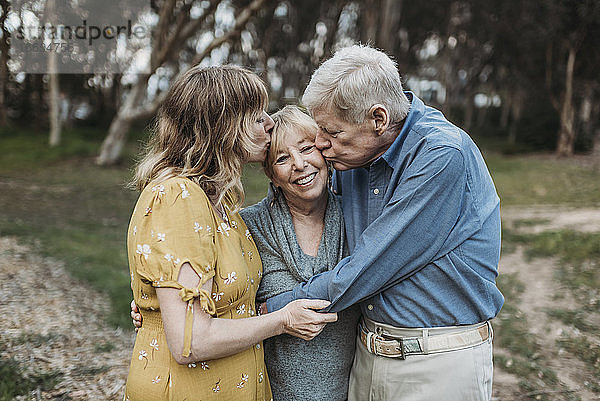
[{"left": 294, "top": 172, "right": 317, "bottom": 186}]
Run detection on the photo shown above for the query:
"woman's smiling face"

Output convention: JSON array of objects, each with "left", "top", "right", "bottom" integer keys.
[{"left": 270, "top": 127, "right": 328, "bottom": 205}]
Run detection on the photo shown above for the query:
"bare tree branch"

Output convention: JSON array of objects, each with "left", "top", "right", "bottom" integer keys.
[{"left": 192, "top": 0, "right": 267, "bottom": 65}]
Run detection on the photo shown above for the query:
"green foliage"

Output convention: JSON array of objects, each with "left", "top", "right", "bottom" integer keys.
[
  {"left": 545, "top": 308, "right": 597, "bottom": 334},
  {"left": 557, "top": 335, "right": 600, "bottom": 385},
  {"left": 494, "top": 273, "right": 561, "bottom": 398},
  {"left": 502, "top": 230, "right": 600, "bottom": 264},
  {"left": 486, "top": 154, "right": 600, "bottom": 206},
  {"left": 0, "top": 356, "right": 62, "bottom": 400},
  {"left": 0, "top": 129, "right": 270, "bottom": 328},
  {"left": 495, "top": 274, "right": 538, "bottom": 358},
  {"left": 94, "top": 342, "right": 116, "bottom": 353}
]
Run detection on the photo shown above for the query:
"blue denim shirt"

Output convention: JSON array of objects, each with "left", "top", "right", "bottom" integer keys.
[{"left": 266, "top": 92, "right": 504, "bottom": 327}]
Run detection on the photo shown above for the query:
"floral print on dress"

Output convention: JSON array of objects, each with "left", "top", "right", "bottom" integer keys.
[
  {"left": 136, "top": 244, "right": 151, "bottom": 260},
  {"left": 151, "top": 184, "right": 166, "bottom": 198},
  {"left": 126, "top": 178, "right": 269, "bottom": 400},
  {"left": 149, "top": 338, "right": 159, "bottom": 359},
  {"left": 224, "top": 272, "right": 237, "bottom": 284},
  {"left": 180, "top": 183, "right": 190, "bottom": 198},
  {"left": 163, "top": 254, "right": 181, "bottom": 265},
  {"left": 217, "top": 222, "right": 231, "bottom": 236},
  {"left": 139, "top": 350, "right": 148, "bottom": 368},
  {"left": 237, "top": 373, "right": 249, "bottom": 389}
]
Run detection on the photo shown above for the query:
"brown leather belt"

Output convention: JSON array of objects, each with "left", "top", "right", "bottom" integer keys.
[{"left": 359, "top": 321, "right": 490, "bottom": 359}]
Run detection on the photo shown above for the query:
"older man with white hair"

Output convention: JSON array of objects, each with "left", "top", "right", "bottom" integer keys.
[{"left": 265, "top": 44, "right": 504, "bottom": 401}]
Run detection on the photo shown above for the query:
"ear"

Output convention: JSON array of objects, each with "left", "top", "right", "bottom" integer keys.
[{"left": 368, "top": 104, "right": 389, "bottom": 136}]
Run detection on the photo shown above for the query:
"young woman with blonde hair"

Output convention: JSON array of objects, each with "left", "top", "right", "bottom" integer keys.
[{"left": 124, "top": 65, "right": 336, "bottom": 400}]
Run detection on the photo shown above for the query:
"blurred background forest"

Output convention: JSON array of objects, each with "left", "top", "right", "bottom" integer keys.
[{"left": 1, "top": 0, "right": 600, "bottom": 400}]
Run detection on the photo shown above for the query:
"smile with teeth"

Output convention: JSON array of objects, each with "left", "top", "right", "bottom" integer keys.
[{"left": 294, "top": 172, "right": 317, "bottom": 186}]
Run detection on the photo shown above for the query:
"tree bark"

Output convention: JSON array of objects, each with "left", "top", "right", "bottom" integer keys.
[
  {"left": 556, "top": 45, "right": 576, "bottom": 156},
  {"left": 46, "top": 0, "right": 61, "bottom": 146},
  {"left": 500, "top": 93, "right": 511, "bottom": 130},
  {"left": 378, "top": 0, "right": 402, "bottom": 51},
  {"left": 0, "top": 0, "right": 10, "bottom": 126},
  {"left": 508, "top": 92, "right": 523, "bottom": 145},
  {"left": 96, "top": 76, "right": 149, "bottom": 165},
  {"left": 359, "top": 0, "right": 379, "bottom": 45},
  {"left": 96, "top": 0, "right": 266, "bottom": 165},
  {"left": 48, "top": 70, "right": 61, "bottom": 147}
]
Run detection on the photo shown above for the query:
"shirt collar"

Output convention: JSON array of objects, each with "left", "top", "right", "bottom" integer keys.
[{"left": 378, "top": 91, "right": 424, "bottom": 168}]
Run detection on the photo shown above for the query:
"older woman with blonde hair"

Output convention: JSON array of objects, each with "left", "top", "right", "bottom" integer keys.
[
  {"left": 241, "top": 105, "right": 361, "bottom": 401},
  {"left": 125, "top": 65, "right": 336, "bottom": 400}
]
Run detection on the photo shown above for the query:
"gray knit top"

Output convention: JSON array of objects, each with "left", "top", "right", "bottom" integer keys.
[{"left": 240, "top": 186, "right": 361, "bottom": 401}]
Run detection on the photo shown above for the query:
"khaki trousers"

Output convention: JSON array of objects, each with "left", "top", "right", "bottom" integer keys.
[{"left": 348, "top": 321, "right": 493, "bottom": 401}]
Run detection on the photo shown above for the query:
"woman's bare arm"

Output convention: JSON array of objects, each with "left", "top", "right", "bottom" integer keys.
[{"left": 157, "top": 262, "right": 337, "bottom": 365}]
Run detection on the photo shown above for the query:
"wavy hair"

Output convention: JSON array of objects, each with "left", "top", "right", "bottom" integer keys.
[{"left": 132, "top": 65, "right": 268, "bottom": 211}]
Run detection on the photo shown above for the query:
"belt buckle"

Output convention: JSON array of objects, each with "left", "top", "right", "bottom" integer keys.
[{"left": 396, "top": 338, "right": 406, "bottom": 359}]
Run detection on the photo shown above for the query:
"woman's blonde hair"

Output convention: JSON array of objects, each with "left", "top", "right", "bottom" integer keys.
[
  {"left": 133, "top": 65, "right": 268, "bottom": 211},
  {"left": 263, "top": 105, "right": 318, "bottom": 180}
]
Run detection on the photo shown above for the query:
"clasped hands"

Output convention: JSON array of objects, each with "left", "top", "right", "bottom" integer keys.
[{"left": 131, "top": 298, "right": 337, "bottom": 341}]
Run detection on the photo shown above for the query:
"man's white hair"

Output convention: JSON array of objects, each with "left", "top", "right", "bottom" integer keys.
[{"left": 302, "top": 44, "right": 410, "bottom": 124}]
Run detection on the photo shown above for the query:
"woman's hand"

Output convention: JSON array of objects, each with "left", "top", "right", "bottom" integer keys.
[
  {"left": 279, "top": 299, "right": 337, "bottom": 340},
  {"left": 131, "top": 300, "right": 142, "bottom": 331}
]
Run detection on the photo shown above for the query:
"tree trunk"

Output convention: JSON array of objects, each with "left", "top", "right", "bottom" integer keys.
[
  {"left": 508, "top": 91, "right": 523, "bottom": 145},
  {"left": 463, "top": 92, "right": 474, "bottom": 131},
  {"left": 96, "top": 77, "right": 148, "bottom": 165},
  {"left": 378, "top": 0, "right": 402, "bottom": 52},
  {"left": 48, "top": 63, "right": 61, "bottom": 146},
  {"left": 0, "top": 0, "right": 10, "bottom": 126},
  {"left": 47, "top": 0, "right": 61, "bottom": 146},
  {"left": 556, "top": 45, "right": 576, "bottom": 156},
  {"left": 500, "top": 93, "right": 511, "bottom": 130},
  {"left": 359, "top": 0, "right": 379, "bottom": 44}
]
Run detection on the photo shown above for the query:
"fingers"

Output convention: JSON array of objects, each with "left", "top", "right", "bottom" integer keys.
[
  {"left": 319, "top": 312, "right": 338, "bottom": 323},
  {"left": 297, "top": 299, "right": 331, "bottom": 310},
  {"left": 130, "top": 309, "right": 142, "bottom": 329},
  {"left": 288, "top": 322, "right": 328, "bottom": 340},
  {"left": 131, "top": 299, "right": 138, "bottom": 313}
]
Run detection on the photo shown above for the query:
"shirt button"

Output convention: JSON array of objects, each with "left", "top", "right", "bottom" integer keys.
[
  {"left": 367, "top": 304, "right": 374, "bottom": 311},
  {"left": 373, "top": 188, "right": 380, "bottom": 195}
]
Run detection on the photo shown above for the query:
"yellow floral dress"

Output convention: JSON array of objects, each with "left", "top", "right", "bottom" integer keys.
[{"left": 124, "top": 177, "right": 271, "bottom": 401}]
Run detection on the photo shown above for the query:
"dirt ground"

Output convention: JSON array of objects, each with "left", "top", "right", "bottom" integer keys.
[
  {"left": 493, "top": 207, "right": 600, "bottom": 401},
  {"left": 1, "top": 206, "right": 599, "bottom": 400},
  {"left": 0, "top": 237, "right": 134, "bottom": 400}
]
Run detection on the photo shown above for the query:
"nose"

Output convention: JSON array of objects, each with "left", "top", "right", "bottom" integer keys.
[
  {"left": 263, "top": 113, "right": 274, "bottom": 135},
  {"left": 315, "top": 130, "right": 331, "bottom": 150},
  {"left": 290, "top": 151, "right": 306, "bottom": 170}
]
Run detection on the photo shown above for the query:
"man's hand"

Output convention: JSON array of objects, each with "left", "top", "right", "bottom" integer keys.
[
  {"left": 279, "top": 299, "right": 337, "bottom": 340},
  {"left": 131, "top": 300, "right": 142, "bottom": 332}
]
